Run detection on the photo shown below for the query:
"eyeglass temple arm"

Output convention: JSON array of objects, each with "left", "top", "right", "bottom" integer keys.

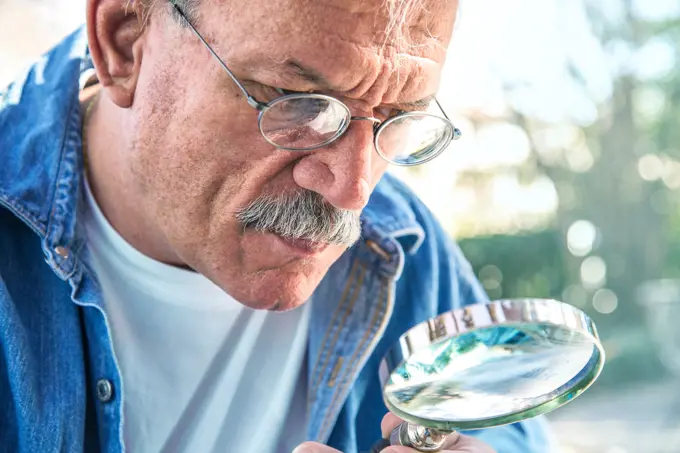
[
  {"left": 434, "top": 98, "right": 451, "bottom": 121},
  {"left": 434, "top": 98, "right": 462, "bottom": 139},
  {"left": 169, "top": 1, "right": 265, "bottom": 110}
]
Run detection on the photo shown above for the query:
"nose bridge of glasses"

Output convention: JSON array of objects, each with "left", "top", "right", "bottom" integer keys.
[
  {"left": 350, "top": 116, "right": 381, "bottom": 124},
  {"left": 350, "top": 116, "right": 382, "bottom": 134},
  {"left": 331, "top": 116, "right": 381, "bottom": 153}
]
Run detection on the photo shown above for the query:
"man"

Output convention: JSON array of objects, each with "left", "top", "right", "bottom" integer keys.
[{"left": 0, "top": 0, "right": 553, "bottom": 452}]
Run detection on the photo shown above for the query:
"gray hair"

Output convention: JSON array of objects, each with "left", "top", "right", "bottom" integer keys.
[
  {"left": 235, "top": 191, "right": 362, "bottom": 247},
  {"left": 382, "top": 0, "right": 428, "bottom": 52},
  {"left": 136, "top": 0, "right": 198, "bottom": 26}
]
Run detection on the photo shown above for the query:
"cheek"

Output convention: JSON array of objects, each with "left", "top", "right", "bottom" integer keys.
[
  {"left": 131, "top": 57, "right": 264, "bottom": 214},
  {"left": 129, "top": 52, "right": 305, "bottom": 266}
]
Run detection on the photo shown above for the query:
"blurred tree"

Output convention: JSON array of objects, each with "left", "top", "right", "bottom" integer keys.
[
  {"left": 459, "top": 230, "right": 567, "bottom": 301},
  {"left": 453, "top": 0, "right": 680, "bottom": 389}
]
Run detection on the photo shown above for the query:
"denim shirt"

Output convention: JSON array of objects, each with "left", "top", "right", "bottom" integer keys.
[{"left": 0, "top": 28, "right": 554, "bottom": 453}]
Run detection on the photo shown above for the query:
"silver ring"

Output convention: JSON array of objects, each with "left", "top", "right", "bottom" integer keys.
[{"left": 389, "top": 422, "right": 451, "bottom": 452}]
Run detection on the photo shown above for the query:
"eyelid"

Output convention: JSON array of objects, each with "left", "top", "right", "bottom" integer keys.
[
  {"left": 278, "top": 88, "right": 301, "bottom": 95},
  {"left": 242, "top": 80, "right": 293, "bottom": 95},
  {"left": 277, "top": 87, "right": 318, "bottom": 97}
]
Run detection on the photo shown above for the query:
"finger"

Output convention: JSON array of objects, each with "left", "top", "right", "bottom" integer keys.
[
  {"left": 380, "top": 413, "right": 495, "bottom": 452},
  {"left": 381, "top": 413, "right": 460, "bottom": 445},
  {"left": 292, "top": 441, "right": 343, "bottom": 453},
  {"left": 442, "top": 433, "right": 496, "bottom": 453},
  {"left": 380, "top": 412, "right": 405, "bottom": 438},
  {"left": 446, "top": 434, "right": 496, "bottom": 453},
  {"left": 380, "top": 433, "right": 496, "bottom": 453}
]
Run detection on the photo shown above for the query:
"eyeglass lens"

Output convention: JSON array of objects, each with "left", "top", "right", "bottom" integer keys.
[
  {"left": 376, "top": 114, "right": 454, "bottom": 165},
  {"left": 259, "top": 96, "right": 350, "bottom": 150},
  {"left": 258, "top": 95, "right": 453, "bottom": 165}
]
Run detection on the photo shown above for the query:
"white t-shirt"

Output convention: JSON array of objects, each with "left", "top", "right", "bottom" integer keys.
[{"left": 82, "top": 179, "right": 310, "bottom": 453}]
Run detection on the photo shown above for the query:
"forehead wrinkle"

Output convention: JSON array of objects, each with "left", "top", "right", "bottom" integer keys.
[
  {"left": 196, "top": 0, "right": 448, "bottom": 105},
  {"left": 337, "top": 51, "right": 386, "bottom": 106},
  {"left": 219, "top": 40, "right": 440, "bottom": 110},
  {"left": 340, "top": 49, "right": 439, "bottom": 109},
  {"left": 269, "top": 34, "right": 439, "bottom": 107}
]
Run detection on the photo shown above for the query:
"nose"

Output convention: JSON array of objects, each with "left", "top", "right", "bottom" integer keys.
[{"left": 292, "top": 120, "right": 376, "bottom": 212}]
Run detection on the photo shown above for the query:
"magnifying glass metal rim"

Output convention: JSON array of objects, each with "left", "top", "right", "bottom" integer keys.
[{"left": 378, "top": 298, "right": 605, "bottom": 432}]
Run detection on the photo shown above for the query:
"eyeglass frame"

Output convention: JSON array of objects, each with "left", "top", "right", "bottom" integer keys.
[{"left": 169, "top": 1, "right": 462, "bottom": 166}]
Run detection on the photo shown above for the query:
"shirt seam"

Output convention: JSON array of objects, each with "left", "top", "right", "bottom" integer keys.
[
  {"left": 0, "top": 193, "right": 46, "bottom": 237},
  {"left": 316, "top": 276, "right": 393, "bottom": 442},
  {"left": 311, "top": 265, "right": 366, "bottom": 398},
  {"left": 308, "top": 259, "right": 362, "bottom": 398},
  {"left": 45, "top": 91, "right": 78, "bottom": 243}
]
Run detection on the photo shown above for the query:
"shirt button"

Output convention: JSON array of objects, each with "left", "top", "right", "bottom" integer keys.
[
  {"left": 96, "top": 379, "right": 114, "bottom": 403},
  {"left": 54, "top": 246, "right": 70, "bottom": 259}
]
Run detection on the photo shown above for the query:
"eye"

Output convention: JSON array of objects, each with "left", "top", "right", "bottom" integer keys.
[
  {"left": 243, "top": 82, "right": 285, "bottom": 102},
  {"left": 279, "top": 88, "right": 301, "bottom": 95}
]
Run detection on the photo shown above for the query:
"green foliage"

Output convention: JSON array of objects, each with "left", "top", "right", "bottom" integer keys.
[
  {"left": 459, "top": 230, "right": 567, "bottom": 301},
  {"left": 458, "top": 229, "right": 671, "bottom": 391}
]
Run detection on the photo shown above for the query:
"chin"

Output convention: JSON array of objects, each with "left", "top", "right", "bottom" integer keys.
[
  {"left": 235, "top": 283, "right": 314, "bottom": 312},
  {"left": 267, "top": 298, "right": 309, "bottom": 313},
  {"left": 187, "top": 236, "right": 342, "bottom": 312},
  {"left": 212, "top": 266, "right": 322, "bottom": 312}
]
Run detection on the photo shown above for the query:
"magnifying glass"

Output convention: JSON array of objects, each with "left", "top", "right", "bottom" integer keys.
[{"left": 371, "top": 298, "right": 604, "bottom": 452}]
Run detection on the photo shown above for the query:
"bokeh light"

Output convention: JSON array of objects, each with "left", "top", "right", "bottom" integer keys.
[
  {"left": 593, "top": 288, "right": 619, "bottom": 314},
  {"left": 567, "top": 220, "right": 598, "bottom": 257},
  {"left": 637, "top": 154, "right": 664, "bottom": 181},
  {"left": 581, "top": 256, "right": 607, "bottom": 289}
]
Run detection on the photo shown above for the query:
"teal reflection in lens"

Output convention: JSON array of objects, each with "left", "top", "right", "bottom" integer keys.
[{"left": 384, "top": 323, "right": 602, "bottom": 431}]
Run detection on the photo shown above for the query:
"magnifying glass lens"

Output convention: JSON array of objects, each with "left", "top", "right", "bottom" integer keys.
[{"left": 378, "top": 299, "right": 604, "bottom": 444}]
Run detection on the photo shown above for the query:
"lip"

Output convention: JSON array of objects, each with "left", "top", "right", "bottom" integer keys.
[{"left": 273, "top": 234, "right": 329, "bottom": 256}]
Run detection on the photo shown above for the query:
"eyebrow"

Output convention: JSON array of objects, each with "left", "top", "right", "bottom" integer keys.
[
  {"left": 394, "top": 95, "right": 435, "bottom": 110},
  {"left": 282, "top": 59, "right": 435, "bottom": 110}
]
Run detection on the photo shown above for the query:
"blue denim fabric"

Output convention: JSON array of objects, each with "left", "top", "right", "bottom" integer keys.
[{"left": 0, "top": 28, "right": 554, "bottom": 453}]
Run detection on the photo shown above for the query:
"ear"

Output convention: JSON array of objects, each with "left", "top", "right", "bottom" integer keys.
[{"left": 86, "top": 0, "right": 147, "bottom": 108}]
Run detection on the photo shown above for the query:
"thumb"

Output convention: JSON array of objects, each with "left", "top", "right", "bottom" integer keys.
[
  {"left": 293, "top": 441, "right": 342, "bottom": 453},
  {"left": 380, "top": 412, "right": 404, "bottom": 438}
]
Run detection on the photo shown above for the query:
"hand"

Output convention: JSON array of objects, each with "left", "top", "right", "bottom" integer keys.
[{"left": 292, "top": 413, "right": 496, "bottom": 453}]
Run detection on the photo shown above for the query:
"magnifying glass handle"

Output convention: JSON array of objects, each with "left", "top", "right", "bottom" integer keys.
[{"left": 366, "top": 422, "right": 451, "bottom": 453}]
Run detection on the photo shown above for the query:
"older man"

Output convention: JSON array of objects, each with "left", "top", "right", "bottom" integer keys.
[{"left": 0, "top": 0, "right": 553, "bottom": 452}]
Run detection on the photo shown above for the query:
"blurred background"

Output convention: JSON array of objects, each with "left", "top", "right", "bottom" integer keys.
[{"left": 2, "top": 0, "right": 679, "bottom": 452}]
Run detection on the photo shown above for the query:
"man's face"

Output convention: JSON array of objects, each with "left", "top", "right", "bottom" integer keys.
[{"left": 122, "top": 0, "right": 456, "bottom": 310}]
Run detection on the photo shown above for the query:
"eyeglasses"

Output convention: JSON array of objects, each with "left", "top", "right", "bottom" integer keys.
[{"left": 169, "top": 1, "right": 462, "bottom": 166}]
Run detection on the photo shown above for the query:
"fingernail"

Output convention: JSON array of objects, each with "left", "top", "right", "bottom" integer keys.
[{"left": 292, "top": 446, "right": 310, "bottom": 453}]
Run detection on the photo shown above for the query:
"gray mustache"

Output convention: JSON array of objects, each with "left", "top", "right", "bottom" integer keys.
[{"left": 235, "top": 191, "right": 362, "bottom": 247}]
